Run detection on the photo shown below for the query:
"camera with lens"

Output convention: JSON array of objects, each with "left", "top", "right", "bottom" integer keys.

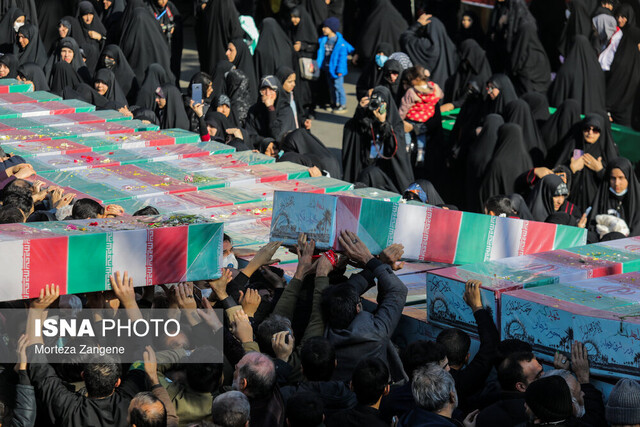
[{"left": 368, "top": 94, "right": 382, "bottom": 111}]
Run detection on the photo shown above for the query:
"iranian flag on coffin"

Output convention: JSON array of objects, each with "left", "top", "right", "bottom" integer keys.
[
  {"left": 270, "top": 192, "right": 587, "bottom": 264},
  {"left": 0, "top": 218, "right": 223, "bottom": 302}
]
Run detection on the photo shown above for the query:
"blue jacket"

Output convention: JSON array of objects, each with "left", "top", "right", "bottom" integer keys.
[{"left": 316, "top": 32, "right": 354, "bottom": 79}]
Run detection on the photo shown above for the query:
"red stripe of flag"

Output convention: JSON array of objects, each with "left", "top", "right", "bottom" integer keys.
[
  {"left": 25, "top": 237, "right": 68, "bottom": 299},
  {"left": 421, "top": 209, "right": 463, "bottom": 264},
  {"left": 151, "top": 227, "right": 188, "bottom": 284}
]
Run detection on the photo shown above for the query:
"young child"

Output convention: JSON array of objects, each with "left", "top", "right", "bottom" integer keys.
[
  {"left": 399, "top": 65, "right": 443, "bottom": 163},
  {"left": 316, "top": 17, "right": 354, "bottom": 114}
]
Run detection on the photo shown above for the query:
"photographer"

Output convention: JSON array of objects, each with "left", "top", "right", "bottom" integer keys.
[{"left": 342, "top": 86, "right": 414, "bottom": 193}]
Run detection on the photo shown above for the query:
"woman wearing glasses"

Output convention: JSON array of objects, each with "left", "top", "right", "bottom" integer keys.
[{"left": 554, "top": 114, "right": 619, "bottom": 212}]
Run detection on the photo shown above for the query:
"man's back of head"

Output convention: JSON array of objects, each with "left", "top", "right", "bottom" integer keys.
[
  {"left": 411, "top": 364, "right": 458, "bottom": 417},
  {"left": 400, "top": 340, "right": 448, "bottom": 379},
  {"left": 235, "top": 352, "right": 276, "bottom": 400},
  {"left": 286, "top": 392, "right": 324, "bottom": 427},
  {"left": 321, "top": 283, "right": 360, "bottom": 330},
  {"left": 128, "top": 392, "right": 167, "bottom": 427},
  {"left": 211, "top": 391, "right": 250, "bottom": 427},
  {"left": 351, "top": 357, "right": 390, "bottom": 406},
  {"left": 436, "top": 328, "right": 470, "bottom": 369},
  {"left": 83, "top": 356, "right": 122, "bottom": 399},
  {"left": 300, "top": 337, "right": 336, "bottom": 382},
  {"left": 257, "top": 314, "right": 293, "bottom": 358}
]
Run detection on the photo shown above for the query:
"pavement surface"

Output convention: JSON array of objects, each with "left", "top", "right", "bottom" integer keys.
[{"left": 179, "top": 21, "right": 360, "bottom": 165}]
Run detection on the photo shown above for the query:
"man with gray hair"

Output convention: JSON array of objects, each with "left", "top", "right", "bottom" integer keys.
[
  {"left": 211, "top": 391, "right": 250, "bottom": 427},
  {"left": 398, "top": 364, "right": 458, "bottom": 426},
  {"left": 233, "top": 352, "right": 284, "bottom": 427},
  {"left": 550, "top": 341, "right": 607, "bottom": 427}
]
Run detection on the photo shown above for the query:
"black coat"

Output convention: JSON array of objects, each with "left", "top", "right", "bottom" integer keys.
[
  {"left": 476, "top": 392, "right": 527, "bottom": 427},
  {"left": 26, "top": 345, "right": 147, "bottom": 427},
  {"left": 326, "top": 404, "right": 388, "bottom": 427}
]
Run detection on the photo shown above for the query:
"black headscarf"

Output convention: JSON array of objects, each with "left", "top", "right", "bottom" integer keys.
[
  {"left": 508, "top": 22, "right": 551, "bottom": 95},
  {"left": 0, "top": 52, "right": 18, "bottom": 78},
  {"left": 203, "top": 110, "right": 230, "bottom": 142},
  {"left": 558, "top": 0, "right": 599, "bottom": 57},
  {"left": 1, "top": 1, "right": 37, "bottom": 28},
  {"left": 542, "top": 98, "right": 582, "bottom": 164},
  {"left": 276, "top": 65, "right": 301, "bottom": 123},
  {"left": 503, "top": 99, "right": 547, "bottom": 166},
  {"left": 589, "top": 157, "right": 640, "bottom": 236},
  {"left": 229, "top": 38, "right": 258, "bottom": 103},
  {"left": 356, "top": 42, "right": 393, "bottom": 100},
  {"left": 356, "top": 0, "right": 406, "bottom": 65},
  {"left": 44, "top": 36, "right": 87, "bottom": 77},
  {"left": 487, "top": 0, "right": 536, "bottom": 54},
  {"left": 379, "top": 59, "right": 403, "bottom": 107},
  {"left": 342, "top": 85, "right": 414, "bottom": 192},
  {"left": 35, "top": 0, "right": 74, "bottom": 52},
  {"left": 225, "top": 68, "right": 251, "bottom": 127},
  {"left": 156, "top": 84, "right": 189, "bottom": 130},
  {"left": 527, "top": 174, "right": 570, "bottom": 221},
  {"left": 17, "top": 61, "right": 48, "bottom": 90},
  {"left": 400, "top": 16, "right": 458, "bottom": 89},
  {"left": 555, "top": 113, "right": 620, "bottom": 211},
  {"left": 15, "top": 22, "right": 46, "bottom": 67},
  {"left": 135, "top": 63, "right": 172, "bottom": 110},
  {"left": 485, "top": 73, "right": 518, "bottom": 115},
  {"left": 445, "top": 38, "right": 492, "bottom": 108},
  {"left": 99, "top": 44, "right": 138, "bottom": 103},
  {"left": 521, "top": 92, "right": 550, "bottom": 128},
  {"left": 479, "top": 123, "right": 534, "bottom": 204},
  {"left": 50, "top": 16, "right": 82, "bottom": 56},
  {"left": 49, "top": 60, "right": 81, "bottom": 95},
  {"left": 0, "top": 7, "right": 24, "bottom": 54},
  {"left": 244, "top": 77, "right": 297, "bottom": 147},
  {"left": 606, "top": 5, "right": 640, "bottom": 126},
  {"left": 465, "top": 114, "right": 504, "bottom": 212},
  {"left": 282, "top": 128, "right": 342, "bottom": 178},
  {"left": 254, "top": 17, "right": 295, "bottom": 80},
  {"left": 199, "top": 0, "right": 243, "bottom": 74},
  {"left": 455, "top": 10, "right": 485, "bottom": 46},
  {"left": 130, "top": 105, "right": 159, "bottom": 126},
  {"left": 210, "top": 59, "right": 234, "bottom": 101},
  {"left": 100, "top": 0, "right": 124, "bottom": 41},
  {"left": 288, "top": 5, "right": 317, "bottom": 55},
  {"left": 119, "top": 3, "right": 173, "bottom": 83},
  {"left": 75, "top": 1, "right": 106, "bottom": 73},
  {"left": 94, "top": 68, "right": 127, "bottom": 107},
  {"left": 549, "top": 35, "right": 606, "bottom": 115},
  {"left": 529, "top": 0, "right": 566, "bottom": 71}
]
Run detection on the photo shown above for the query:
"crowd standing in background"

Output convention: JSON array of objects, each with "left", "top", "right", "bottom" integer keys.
[{"left": 0, "top": 0, "right": 639, "bottom": 426}]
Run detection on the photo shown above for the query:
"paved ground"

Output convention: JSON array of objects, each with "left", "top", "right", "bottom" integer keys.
[{"left": 179, "top": 23, "right": 359, "bottom": 164}]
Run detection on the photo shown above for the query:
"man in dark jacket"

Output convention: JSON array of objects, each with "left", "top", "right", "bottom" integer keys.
[
  {"left": 475, "top": 351, "right": 544, "bottom": 427},
  {"left": 398, "top": 364, "right": 459, "bottom": 427},
  {"left": 436, "top": 279, "right": 500, "bottom": 414},
  {"left": 280, "top": 337, "right": 357, "bottom": 418},
  {"left": 322, "top": 232, "right": 408, "bottom": 383},
  {"left": 326, "top": 357, "right": 390, "bottom": 427}
]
